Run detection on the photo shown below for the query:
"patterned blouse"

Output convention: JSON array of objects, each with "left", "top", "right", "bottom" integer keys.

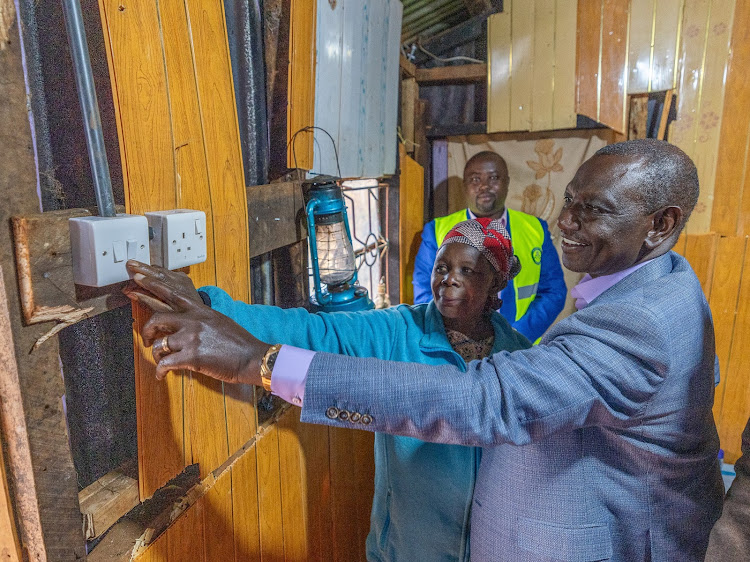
[{"left": 445, "top": 329, "right": 495, "bottom": 363}]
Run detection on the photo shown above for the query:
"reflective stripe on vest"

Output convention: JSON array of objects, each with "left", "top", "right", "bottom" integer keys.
[{"left": 433, "top": 208, "right": 544, "bottom": 323}]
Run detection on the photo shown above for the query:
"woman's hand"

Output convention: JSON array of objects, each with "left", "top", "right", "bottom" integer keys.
[{"left": 123, "top": 260, "right": 269, "bottom": 385}]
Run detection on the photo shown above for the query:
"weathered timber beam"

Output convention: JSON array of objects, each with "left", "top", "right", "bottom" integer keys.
[
  {"left": 415, "top": 63, "right": 487, "bottom": 85},
  {"left": 0, "top": 266, "right": 45, "bottom": 561},
  {"left": 247, "top": 181, "right": 306, "bottom": 258},
  {"left": 400, "top": 54, "right": 416, "bottom": 78},
  {"left": 11, "top": 207, "right": 130, "bottom": 330},
  {"left": 426, "top": 122, "right": 487, "bottom": 138},
  {"left": 78, "top": 461, "right": 139, "bottom": 540}
]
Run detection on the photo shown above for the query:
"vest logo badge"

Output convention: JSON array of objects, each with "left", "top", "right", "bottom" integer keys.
[{"left": 531, "top": 247, "right": 542, "bottom": 265}]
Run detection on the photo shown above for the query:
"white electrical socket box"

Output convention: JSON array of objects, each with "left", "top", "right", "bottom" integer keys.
[
  {"left": 69, "top": 214, "right": 150, "bottom": 287},
  {"left": 145, "top": 209, "right": 208, "bottom": 270}
]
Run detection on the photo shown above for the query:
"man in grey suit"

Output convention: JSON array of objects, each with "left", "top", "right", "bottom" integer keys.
[{"left": 130, "top": 139, "right": 724, "bottom": 561}]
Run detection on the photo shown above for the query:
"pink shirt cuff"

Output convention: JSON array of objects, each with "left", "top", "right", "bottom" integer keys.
[{"left": 270, "top": 346, "right": 315, "bottom": 406}]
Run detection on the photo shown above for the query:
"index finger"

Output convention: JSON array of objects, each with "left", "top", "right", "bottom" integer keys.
[{"left": 131, "top": 274, "right": 201, "bottom": 313}]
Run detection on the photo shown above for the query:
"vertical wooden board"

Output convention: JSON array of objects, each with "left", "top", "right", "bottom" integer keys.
[
  {"left": 669, "top": 0, "right": 710, "bottom": 159},
  {"left": 282, "top": 415, "right": 334, "bottom": 562},
  {"left": 685, "top": 0, "right": 735, "bottom": 235},
  {"left": 401, "top": 76, "right": 418, "bottom": 153},
  {"left": 156, "top": 0, "right": 217, "bottom": 291},
  {"left": 598, "top": 0, "right": 629, "bottom": 132},
  {"left": 184, "top": 0, "right": 249, "bottom": 301},
  {"left": 673, "top": 231, "right": 688, "bottom": 255},
  {"left": 531, "top": 0, "right": 556, "bottom": 131},
  {"left": 712, "top": 0, "right": 750, "bottom": 236},
  {"left": 134, "top": 529, "right": 168, "bottom": 562},
  {"left": 487, "top": 10, "right": 512, "bottom": 133},
  {"left": 683, "top": 233, "right": 719, "bottom": 297},
  {"left": 232, "top": 446, "right": 262, "bottom": 562},
  {"left": 0, "top": 432, "right": 21, "bottom": 562},
  {"left": 510, "top": 0, "right": 534, "bottom": 131},
  {"left": 328, "top": 428, "right": 363, "bottom": 561},
  {"left": 718, "top": 237, "right": 750, "bottom": 462},
  {"left": 167, "top": 495, "right": 205, "bottom": 562},
  {"left": 204, "top": 471, "right": 235, "bottom": 561},
  {"left": 576, "top": 0, "right": 602, "bottom": 122},
  {"left": 287, "top": 0, "right": 317, "bottom": 170},
  {"left": 133, "top": 318, "right": 185, "bottom": 499},
  {"left": 650, "top": 0, "right": 684, "bottom": 91},
  {"left": 99, "top": 0, "right": 176, "bottom": 214},
  {"left": 709, "top": 236, "right": 746, "bottom": 426},
  {"left": 99, "top": 0, "right": 185, "bottom": 500},
  {"left": 553, "top": 0, "right": 578, "bottom": 129},
  {"left": 224, "top": 381, "right": 257, "bottom": 455},
  {"left": 314, "top": 0, "right": 344, "bottom": 175},
  {"left": 352, "top": 432, "right": 375, "bottom": 559},
  {"left": 184, "top": 0, "right": 253, "bottom": 468},
  {"left": 256, "top": 426, "right": 285, "bottom": 559},
  {"left": 627, "top": 0, "right": 655, "bottom": 94},
  {"left": 398, "top": 145, "right": 425, "bottom": 305},
  {"left": 277, "top": 409, "right": 309, "bottom": 562}
]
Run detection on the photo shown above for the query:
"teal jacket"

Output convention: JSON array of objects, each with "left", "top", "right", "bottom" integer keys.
[{"left": 202, "top": 286, "right": 531, "bottom": 562}]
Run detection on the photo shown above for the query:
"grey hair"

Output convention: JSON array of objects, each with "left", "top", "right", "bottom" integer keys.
[{"left": 594, "top": 139, "right": 699, "bottom": 231}]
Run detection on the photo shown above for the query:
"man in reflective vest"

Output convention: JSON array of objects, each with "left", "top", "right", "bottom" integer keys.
[{"left": 413, "top": 151, "right": 567, "bottom": 343}]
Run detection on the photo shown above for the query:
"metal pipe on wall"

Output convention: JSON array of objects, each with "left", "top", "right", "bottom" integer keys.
[{"left": 61, "top": 0, "right": 116, "bottom": 217}]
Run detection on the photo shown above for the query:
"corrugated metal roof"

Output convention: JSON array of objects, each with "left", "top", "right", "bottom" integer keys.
[{"left": 400, "top": 0, "right": 470, "bottom": 45}]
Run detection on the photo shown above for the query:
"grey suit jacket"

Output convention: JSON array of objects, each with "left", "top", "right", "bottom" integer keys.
[
  {"left": 301, "top": 252, "right": 724, "bottom": 561},
  {"left": 705, "top": 416, "right": 750, "bottom": 561}
]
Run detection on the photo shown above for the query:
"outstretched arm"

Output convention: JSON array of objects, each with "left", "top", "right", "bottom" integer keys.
[{"left": 300, "top": 302, "right": 670, "bottom": 447}]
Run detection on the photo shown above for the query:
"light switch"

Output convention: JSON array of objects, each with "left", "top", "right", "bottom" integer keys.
[
  {"left": 127, "top": 238, "right": 139, "bottom": 259},
  {"left": 113, "top": 240, "right": 126, "bottom": 262},
  {"left": 69, "top": 214, "right": 150, "bottom": 286}
]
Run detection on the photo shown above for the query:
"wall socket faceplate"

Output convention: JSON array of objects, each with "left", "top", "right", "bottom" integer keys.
[
  {"left": 69, "top": 214, "right": 150, "bottom": 287},
  {"left": 145, "top": 210, "right": 207, "bottom": 270}
]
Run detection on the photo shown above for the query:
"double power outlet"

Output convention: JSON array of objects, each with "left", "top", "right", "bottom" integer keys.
[{"left": 70, "top": 209, "right": 207, "bottom": 287}]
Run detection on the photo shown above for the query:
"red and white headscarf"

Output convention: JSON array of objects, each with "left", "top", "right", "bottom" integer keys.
[{"left": 441, "top": 217, "right": 521, "bottom": 282}]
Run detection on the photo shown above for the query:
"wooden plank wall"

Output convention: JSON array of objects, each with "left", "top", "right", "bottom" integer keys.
[
  {"left": 487, "top": 0, "right": 578, "bottom": 133},
  {"left": 670, "top": 0, "right": 735, "bottom": 234},
  {"left": 575, "top": 0, "right": 629, "bottom": 133},
  {"left": 627, "top": 0, "right": 683, "bottom": 94},
  {"left": 94, "top": 0, "right": 375, "bottom": 558},
  {"left": 673, "top": 235, "right": 750, "bottom": 463},
  {"left": 398, "top": 144, "right": 425, "bottom": 305},
  {"left": 711, "top": 0, "right": 750, "bottom": 237},
  {"left": 576, "top": 0, "right": 736, "bottom": 231},
  {"left": 575, "top": 0, "right": 750, "bottom": 461},
  {"left": 287, "top": 0, "right": 317, "bottom": 170}
]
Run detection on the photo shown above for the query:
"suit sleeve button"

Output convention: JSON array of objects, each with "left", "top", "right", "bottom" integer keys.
[
  {"left": 326, "top": 407, "right": 339, "bottom": 419},
  {"left": 361, "top": 414, "right": 372, "bottom": 425},
  {"left": 349, "top": 412, "right": 361, "bottom": 423},
  {"left": 337, "top": 410, "right": 350, "bottom": 421}
]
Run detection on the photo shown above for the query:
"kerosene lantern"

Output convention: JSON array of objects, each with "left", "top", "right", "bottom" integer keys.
[{"left": 302, "top": 176, "right": 373, "bottom": 312}]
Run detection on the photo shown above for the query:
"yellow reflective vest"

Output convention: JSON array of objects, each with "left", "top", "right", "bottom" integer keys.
[{"left": 434, "top": 208, "right": 544, "bottom": 321}]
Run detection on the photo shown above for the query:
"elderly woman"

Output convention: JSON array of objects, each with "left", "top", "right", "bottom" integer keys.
[{"left": 126, "top": 218, "right": 531, "bottom": 562}]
